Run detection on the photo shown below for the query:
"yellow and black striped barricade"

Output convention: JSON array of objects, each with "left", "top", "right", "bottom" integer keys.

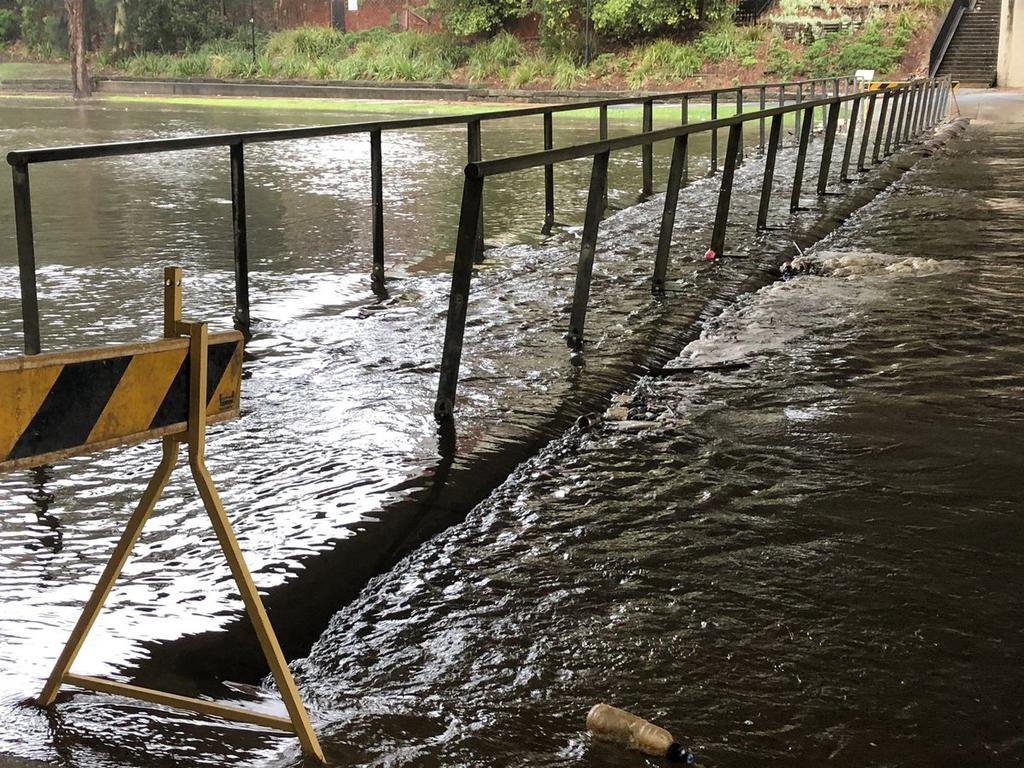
[{"left": 1, "top": 267, "right": 324, "bottom": 762}]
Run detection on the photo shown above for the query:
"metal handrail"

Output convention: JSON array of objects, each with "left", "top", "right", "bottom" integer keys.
[
  {"left": 6, "top": 76, "right": 844, "bottom": 166},
  {"left": 434, "top": 77, "right": 953, "bottom": 420},
  {"left": 929, "top": 0, "right": 971, "bottom": 76},
  {"left": 8, "top": 75, "right": 853, "bottom": 357}
]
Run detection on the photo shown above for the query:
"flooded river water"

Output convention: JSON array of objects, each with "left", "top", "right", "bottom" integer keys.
[{"left": 1, "top": 96, "right": 1021, "bottom": 766}]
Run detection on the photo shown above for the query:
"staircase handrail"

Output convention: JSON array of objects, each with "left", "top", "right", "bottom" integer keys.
[{"left": 929, "top": 0, "right": 971, "bottom": 76}]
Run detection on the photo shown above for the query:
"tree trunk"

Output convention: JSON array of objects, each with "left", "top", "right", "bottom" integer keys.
[{"left": 65, "top": 0, "right": 91, "bottom": 98}]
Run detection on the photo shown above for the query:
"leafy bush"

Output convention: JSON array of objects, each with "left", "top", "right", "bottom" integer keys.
[
  {"left": 426, "top": 0, "right": 525, "bottom": 36},
  {"left": 695, "top": 23, "right": 740, "bottom": 61},
  {"left": 0, "top": 8, "right": 17, "bottom": 41},
  {"left": 125, "top": 0, "right": 230, "bottom": 53},
  {"left": 593, "top": 0, "right": 735, "bottom": 40}
]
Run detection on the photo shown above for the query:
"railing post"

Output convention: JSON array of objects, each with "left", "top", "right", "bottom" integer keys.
[
  {"left": 790, "top": 105, "right": 814, "bottom": 213},
  {"left": 12, "top": 163, "right": 41, "bottom": 354},
  {"left": 809, "top": 80, "right": 817, "bottom": 137},
  {"left": 884, "top": 90, "right": 900, "bottom": 156},
  {"left": 794, "top": 83, "right": 803, "bottom": 146},
  {"left": 681, "top": 95, "right": 690, "bottom": 183},
  {"left": 709, "top": 123, "right": 742, "bottom": 257},
  {"left": 369, "top": 130, "right": 385, "bottom": 293},
  {"left": 757, "top": 113, "right": 783, "bottom": 230},
  {"left": 840, "top": 95, "right": 861, "bottom": 183},
  {"left": 467, "top": 120, "right": 484, "bottom": 261},
  {"left": 735, "top": 88, "right": 744, "bottom": 163},
  {"left": 710, "top": 92, "right": 719, "bottom": 173},
  {"left": 642, "top": 99, "right": 653, "bottom": 197},
  {"left": 838, "top": 77, "right": 847, "bottom": 123},
  {"left": 903, "top": 84, "right": 917, "bottom": 142},
  {"left": 599, "top": 105, "right": 609, "bottom": 212},
  {"left": 858, "top": 93, "right": 877, "bottom": 172},
  {"left": 229, "top": 143, "right": 252, "bottom": 336},
  {"left": 543, "top": 111, "right": 555, "bottom": 234},
  {"left": 816, "top": 101, "right": 841, "bottom": 195},
  {"left": 873, "top": 91, "right": 891, "bottom": 163},
  {"left": 759, "top": 85, "right": 767, "bottom": 151},
  {"left": 567, "top": 151, "right": 610, "bottom": 351},
  {"left": 653, "top": 134, "right": 687, "bottom": 293},
  {"left": 925, "top": 80, "right": 937, "bottom": 127},
  {"left": 894, "top": 87, "right": 908, "bottom": 149},
  {"left": 434, "top": 172, "right": 484, "bottom": 422}
]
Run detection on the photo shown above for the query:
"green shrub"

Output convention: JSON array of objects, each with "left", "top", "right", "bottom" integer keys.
[
  {"left": 695, "top": 25, "right": 738, "bottom": 61},
  {"left": 467, "top": 31, "right": 525, "bottom": 81},
  {"left": 628, "top": 39, "right": 702, "bottom": 87},
  {"left": 551, "top": 56, "right": 584, "bottom": 89},
  {"left": 0, "top": 8, "right": 17, "bottom": 41}
]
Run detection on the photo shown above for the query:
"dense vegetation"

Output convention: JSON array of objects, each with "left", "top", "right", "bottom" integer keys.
[{"left": 0, "top": 0, "right": 941, "bottom": 90}]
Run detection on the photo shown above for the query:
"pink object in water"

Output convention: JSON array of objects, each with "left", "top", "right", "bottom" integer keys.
[{"left": 704, "top": 249, "right": 717, "bottom": 261}]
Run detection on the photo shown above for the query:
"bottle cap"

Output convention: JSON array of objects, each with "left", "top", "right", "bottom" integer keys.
[{"left": 666, "top": 742, "right": 696, "bottom": 764}]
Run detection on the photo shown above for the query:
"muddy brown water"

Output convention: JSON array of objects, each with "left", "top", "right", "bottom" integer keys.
[{"left": 2, "top": 98, "right": 1017, "bottom": 767}]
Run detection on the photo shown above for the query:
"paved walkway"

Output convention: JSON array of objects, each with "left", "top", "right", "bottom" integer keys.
[{"left": 954, "top": 87, "right": 1024, "bottom": 123}]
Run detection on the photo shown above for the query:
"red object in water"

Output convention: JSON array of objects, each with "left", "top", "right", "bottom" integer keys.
[{"left": 704, "top": 249, "right": 717, "bottom": 261}]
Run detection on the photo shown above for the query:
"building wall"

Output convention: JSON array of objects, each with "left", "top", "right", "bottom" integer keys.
[
  {"left": 997, "top": 0, "right": 1024, "bottom": 86},
  {"left": 276, "top": 0, "right": 332, "bottom": 27},
  {"left": 343, "top": 0, "right": 442, "bottom": 32}
]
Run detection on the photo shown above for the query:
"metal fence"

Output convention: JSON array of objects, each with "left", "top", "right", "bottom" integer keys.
[
  {"left": 432, "top": 76, "right": 953, "bottom": 420},
  {"left": 7, "top": 75, "right": 852, "bottom": 355}
]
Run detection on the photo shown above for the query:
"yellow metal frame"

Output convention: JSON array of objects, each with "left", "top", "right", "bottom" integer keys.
[{"left": 37, "top": 267, "right": 325, "bottom": 763}]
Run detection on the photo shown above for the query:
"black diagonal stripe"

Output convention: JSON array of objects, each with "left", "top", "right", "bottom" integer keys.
[
  {"left": 206, "top": 340, "right": 237, "bottom": 407},
  {"left": 8, "top": 356, "right": 132, "bottom": 461},
  {"left": 148, "top": 340, "right": 239, "bottom": 431},
  {"left": 149, "top": 355, "right": 189, "bottom": 430}
]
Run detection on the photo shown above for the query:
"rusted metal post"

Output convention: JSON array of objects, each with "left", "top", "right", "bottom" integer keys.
[
  {"left": 840, "top": 95, "right": 861, "bottom": 182},
  {"left": 642, "top": 99, "right": 653, "bottom": 197},
  {"left": 229, "top": 143, "right": 252, "bottom": 335},
  {"left": 567, "top": 151, "right": 610, "bottom": 351},
  {"left": 653, "top": 134, "right": 687, "bottom": 293},
  {"left": 790, "top": 105, "right": 814, "bottom": 213},
  {"left": 710, "top": 92, "right": 720, "bottom": 172},
  {"left": 709, "top": 124, "right": 742, "bottom": 257},
  {"left": 756, "top": 113, "right": 783, "bottom": 230},
  {"left": 434, "top": 173, "right": 484, "bottom": 421},
  {"left": 12, "top": 162, "right": 40, "bottom": 354},
  {"left": 543, "top": 111, "right": 555, "bottom": 234},
  {"left": 873, "top": 92, "right": 890, "bottom": 163},
  {"left": 858, "top": 93, "right": 877, "bottom": 172},
  {"left": 816, "top": 101, "right": 841, "bottom": 195},
  {"left": 369, "top": 130, "right": 385, "bottom": 293},
  {"left": 467, "top": 120, "right": 484, "bottom": 260}
]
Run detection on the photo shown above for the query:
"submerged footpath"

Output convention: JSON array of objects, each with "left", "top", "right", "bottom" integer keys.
[
  {"left": 127, "top": 114, "right": 969, "bottom": 701},
  {"left": 291, "top": 115, "right": 1024, "bottom": 766}
]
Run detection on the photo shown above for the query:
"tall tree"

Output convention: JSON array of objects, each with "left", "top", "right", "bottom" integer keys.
[{"left": 66, "top": 0, "right": 90, "bottom": 97}]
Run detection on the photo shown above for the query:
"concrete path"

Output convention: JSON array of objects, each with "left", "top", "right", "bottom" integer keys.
[{"left": 954, "top": 87, "right": 1024, "bottom": 123}]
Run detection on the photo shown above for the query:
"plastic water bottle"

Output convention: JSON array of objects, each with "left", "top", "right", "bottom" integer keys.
[{"left": 586, "top": 703, "right": 695, "bottom": 763}]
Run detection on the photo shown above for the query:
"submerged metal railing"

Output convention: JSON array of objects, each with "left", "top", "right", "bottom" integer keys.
[
  {"left": 7, "top": 75, "right": 852, "bottom": 355},
  {"left": 433, "top": 76, "right": 953, "bottom": 420}
]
